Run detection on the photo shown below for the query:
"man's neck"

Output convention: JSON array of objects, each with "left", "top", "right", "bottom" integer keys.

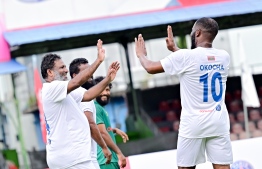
[{"left": 197, "top": 41, "right": 212, "bottom": 48}]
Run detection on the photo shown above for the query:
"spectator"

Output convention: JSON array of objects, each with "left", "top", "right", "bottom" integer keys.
[
  {"left": 166, "top": 110, "right": 177, "bottom": 122},
  {"left": 230, "top": 133, "right": 238, "bottom": 141},
  {"left": 236, "top": 111, "right": 245, "bottom": 123},
  {"left": 170, "top": 99, "right": 181, "bottom": 111},
  {"left": 229, "top": 101, "right": 242, "bottom": 114},
  {"left": 228, "top": 113, "right": 236, "bottom": 124},
  {"left": 172, "top": 121, "right": 180, "bottom": 132},
  {"left": 233, "top": 90, "right": 242, "bottom": 100},
  {"left": 256, "top": 119, "right": 262, "bottom": 131},
  {"left": 249, "top": 109, "right": 261, "bottom": 121},
  {"left": 232, "top": 123, "right": 244, "bottom": 134},
  {"left": 158, "top": 101, "right": 170, "bottom": 112},
  {"left": 248, "top": 121, "right": 257, "bottom": 133},
  {"left": 252, "top": 130, "right": 262, "bottom": 138},
  {"left": 239, "top": 132, "right": 247, "bottom": 140}
]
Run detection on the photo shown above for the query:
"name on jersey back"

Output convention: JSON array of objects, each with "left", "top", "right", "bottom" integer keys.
[{"left": 200, "top": 64, "right": 224, "bottom": 71}]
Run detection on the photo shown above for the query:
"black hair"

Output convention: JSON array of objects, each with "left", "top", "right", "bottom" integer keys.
[
  {"left": 41, "top": 53, "right": 61, "bottom": 79},
  {"left": 69, "top": 58, "right": 89, "bottom": 78},
  {"left": 195, "top": 17, "right": 219, "bottom": 39},
  {"left": 94, "top": 76, "right": 112, "bottom": 89}
]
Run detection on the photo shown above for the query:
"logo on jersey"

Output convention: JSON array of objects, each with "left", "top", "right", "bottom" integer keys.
[
  {"left": 207, "top": 56, "right": 215, "bottom": 61},
  {"left": 231, "top": 160, "right": 253, "bottom": 169},
  {"left": 216, "top": 105, "right": 221, "bottom": 111}
]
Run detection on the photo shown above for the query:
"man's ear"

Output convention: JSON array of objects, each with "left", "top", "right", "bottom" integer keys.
[
  {"left": 195, "top": 29, "right": 201, "bottom": 37},
  {"left": 72, "top": 73, "right": 77, "bottom": 78},
  {"left": 47, "top": 69, "right": 53, "bottom": 78}
]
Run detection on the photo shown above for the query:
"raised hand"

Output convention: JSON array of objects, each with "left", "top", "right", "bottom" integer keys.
[
  {"left": 97, "top": 39, "right": 105, "bottom": 62},
  {"left": 165, "top": 25, "right": 179, "bottom": 52},
  {"left": 135, "top": 34, "right": 147, "bottom": 58},
  {"left": 106, "top": 61, "right": 120, "bottom": 82}
]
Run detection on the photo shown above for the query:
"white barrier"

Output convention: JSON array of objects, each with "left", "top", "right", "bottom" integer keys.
[{"left": 128, "top": 137, "right": 262, "bottom": 169}]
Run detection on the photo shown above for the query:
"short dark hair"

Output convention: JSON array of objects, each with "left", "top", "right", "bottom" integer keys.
[
  {"left": 195, "top": 17, "right": 219, "bottom": 39},
  {"left": 41, "top": 53, "right": 61, "bottom": 79},
  {"left": 94, "top": 76, "right": 112, "bottom": 89},
  {"left": 69, "top": 58, "right": 89, "bottom": 78}
]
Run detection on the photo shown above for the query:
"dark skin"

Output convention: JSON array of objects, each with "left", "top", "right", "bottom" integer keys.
[{"left": 135, "top": 21, "right": 230, "bottom": 169}]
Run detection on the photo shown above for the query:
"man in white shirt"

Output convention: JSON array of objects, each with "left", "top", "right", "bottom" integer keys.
[
  {"left": 69, "top": 58, "right": 112, "bottom": 169},
  {"left": 135, "top": 17, "right": 232, "bottom": 169},
  {"left": 41, "top": 40, "right": 119, "bottom": 169}
]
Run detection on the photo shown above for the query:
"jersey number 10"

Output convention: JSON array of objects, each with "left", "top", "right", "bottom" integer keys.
[{"left": 199, "top": 72, "right": 223, "bottom": 102}]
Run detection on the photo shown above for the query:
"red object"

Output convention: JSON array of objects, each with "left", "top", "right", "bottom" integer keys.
[
  {"left": 34, "top": 68, "right": 47, "bottom": 143},
  {"left": 160, "top": 127, "right": 170, "bottom": 133},
  {"left": 178, "top": 0, "right": 231, "bottom": 7},
  {"left": 0, "top": 14, "right": 11, "bottom": 62}
]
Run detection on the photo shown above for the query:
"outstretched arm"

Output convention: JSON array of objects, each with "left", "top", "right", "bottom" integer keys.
[
  {"left": 67, "top": 39, "right": 105, "bottom": 94},
  {"left": 135, "top": 34, "right": 164, "bottom": 74},
  {"left": 81, "top": 61, "right": 120, "bottom": 101}
]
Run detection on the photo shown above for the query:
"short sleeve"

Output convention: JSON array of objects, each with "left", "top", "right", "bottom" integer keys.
[
  {"left": 70, "top": 87, "right": 86, "bottom": 103},
  {"left": 160, "top": 49, "right": 187, "bottom": 75},
  {"left": 95, "top": 104, "right": 104, "bottom": 125},
  {"left": 47, "top": 81, "right": 68, "bottom": 102},
  {"left": 80, "top": 101, "right": 94, "bottom": 113}
]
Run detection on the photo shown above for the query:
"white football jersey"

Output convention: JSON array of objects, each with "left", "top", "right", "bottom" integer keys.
[
  {"left": 161, "top": 47, "right": 230, "bottom": 138},
  {"left": 78, "top": 87, "right": 97, "bottom": 161},
  {"left": 42, "top": 81, "right": 92, "bottom": 169}
]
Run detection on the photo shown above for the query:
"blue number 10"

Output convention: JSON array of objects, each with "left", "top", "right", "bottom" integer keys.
[{"left": 199, "top": 72, "right": 223, "bottom": 102}]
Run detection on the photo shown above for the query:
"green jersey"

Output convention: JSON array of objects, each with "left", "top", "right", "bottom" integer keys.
[{"left": 95, "top": 101, "right": 119, "bottom": 165}]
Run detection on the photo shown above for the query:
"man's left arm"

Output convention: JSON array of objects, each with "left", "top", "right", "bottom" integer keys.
[{"left": 112, "top": 128, "right": 129, "bottom": 143}]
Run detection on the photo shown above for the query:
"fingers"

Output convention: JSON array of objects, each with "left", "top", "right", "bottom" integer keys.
[
  {"left": 105, "top": 152, "right": 112, "bottom": 164},
  {"left": 123, "top": 133, "right": 129, "bottom": 142},
  {"left": 167, "top": 25, "right": 173, "bottom": 38},
  {"left": 105, "top": 157, "right": 110, "bottom": 164},
  {"left": 121, "top": 159, "right": 127, "bottom": 168},
  {"left": 121, "top": 133, "right": 129, "bottom": 143},
  {"left": 109, "top": 61, "right": 120, "bottom": 71},
  {"left": 97, "top": 39, "right": 103, "bottom": 49}
]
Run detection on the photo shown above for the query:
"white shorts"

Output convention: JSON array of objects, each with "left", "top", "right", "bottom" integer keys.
[
  {"left": 177, "top": 135, "right": 233, "bottom": 167},
  {"left": 67, "top": 160, "right": 96, "bottom": 169}
]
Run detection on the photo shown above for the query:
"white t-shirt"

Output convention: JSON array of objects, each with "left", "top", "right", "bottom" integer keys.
[
  {"left": 42, "top": 81, "right": 92, "bottom": 169},
  {"left": 78, "top": 87, "right": 97, "bottom": 161},
  {"left": 160, "top": 47, "right": 230, "bottom": 138}
]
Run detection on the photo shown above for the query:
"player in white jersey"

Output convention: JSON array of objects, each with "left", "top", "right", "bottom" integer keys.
[
  {"left": 41, "top": 40, "right": 119, "bottom": 169},
  {"left": 69, "top": 58, "right": 112, "bottom": 169},
  {"left": 135, "top": 17, "right": 232, "bottom": 169}
]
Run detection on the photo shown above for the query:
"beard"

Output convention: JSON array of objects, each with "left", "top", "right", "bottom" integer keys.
[
  {"left": 191, "top": 32, "right": 196, "bottom": 49},
  {"left": 81, "top": 81, "right": 94, "bottom": 90},
  {"left": 54, "top": 70, "right": 67, "bottom": 81},
  {"left": 96, "top": 95, "right": 110, "bottom": 106}
]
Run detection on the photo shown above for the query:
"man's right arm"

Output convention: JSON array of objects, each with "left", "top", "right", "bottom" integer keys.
[
  {"left": 67, "top": 59, "right": 102, "bottom": 94},
  {"left": 67, "top": 39, "right": 105, "bottom": 94}
]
